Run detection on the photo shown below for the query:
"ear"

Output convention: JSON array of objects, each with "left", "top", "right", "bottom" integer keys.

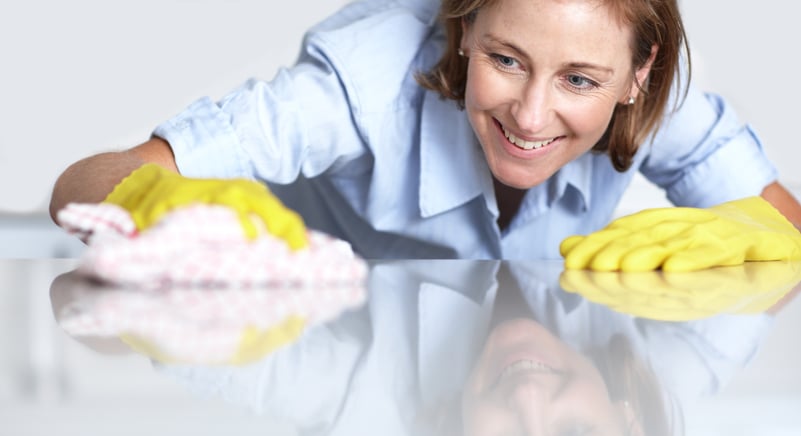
[
  {"left": 460, "top": 16, "right": 472, "bottom": 56},
  {"left": 627, "top": 44, "right": 658, "bottom": 100},
  {"left": 616, "top": 400, "right": 645, "bottom": 436}
]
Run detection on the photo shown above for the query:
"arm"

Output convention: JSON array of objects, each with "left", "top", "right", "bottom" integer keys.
[
  {"left": 761, "top": 181, "right": 801, "bottom": 230},
  {"left": 49, "top": 137, "right": 177, "bottom": 222}
]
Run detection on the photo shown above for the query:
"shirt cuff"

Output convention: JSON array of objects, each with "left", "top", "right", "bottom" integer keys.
[{"left": 153, "top": 97, "right": 252, "bottom": 179}]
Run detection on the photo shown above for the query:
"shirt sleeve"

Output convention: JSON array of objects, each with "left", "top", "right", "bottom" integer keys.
[
  {"left": 153, "top": 317, "right": 367, "bottom": 430},
  {"left": 153, "top": 0, "right": 434, "bottom": 186},
  {"left": 639, "top": 85, "right": 778, "bottom": 207},
  {"left": 153, "top": 4, "right": 396, "bottom": 183},
  {"left": 152, "top": 28, "right": 368, "bottom": 183},
  {"left": 641, "top": 314, "right": 775, "bottom": 400}
]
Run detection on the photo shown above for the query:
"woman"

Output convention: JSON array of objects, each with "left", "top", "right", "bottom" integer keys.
[{"left": 50, "top": 0, "right": 801, "bottom": 264}]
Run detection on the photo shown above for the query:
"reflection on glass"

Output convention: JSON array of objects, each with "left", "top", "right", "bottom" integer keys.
[
  {"left": 560, "top": 261, "right": 801, "bottom": 320},
  {"left": 50, "top": 260, "right": 800, "bottom": 435},
  {"left": 50, "top": 269, "right": 365, "bottom": 365}
]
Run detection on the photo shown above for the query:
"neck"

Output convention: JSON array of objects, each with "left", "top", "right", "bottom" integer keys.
[{"left": 493, "top": 178, "right": 528, "bottom": 231}]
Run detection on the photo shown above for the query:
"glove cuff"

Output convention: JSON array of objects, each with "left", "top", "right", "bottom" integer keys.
[{"left": 103, "top": 163, "right": 175, "bottom": 206}]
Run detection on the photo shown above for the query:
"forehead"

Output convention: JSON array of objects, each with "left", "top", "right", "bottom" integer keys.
[
  {"left": 476, "top": 0, "right": 630, "bottom": 35},
  {"left": 472, "top": 0, "right": 634, "bottom": 62}
]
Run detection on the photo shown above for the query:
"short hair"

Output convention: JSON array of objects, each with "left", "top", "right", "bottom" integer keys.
[{"left": 417, "top": 0, "right": 691, "bottom": 172}]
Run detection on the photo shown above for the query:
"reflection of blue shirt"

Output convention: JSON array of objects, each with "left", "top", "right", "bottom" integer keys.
[
  {"left": 157, "top": 260, "right": 501, "bottom": 436},
  {"left": 154, "top": 0, "right": 777, "bottom": 259}
]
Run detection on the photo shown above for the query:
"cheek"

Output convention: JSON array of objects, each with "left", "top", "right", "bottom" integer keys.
[
  {"left": 561, "top": 99, "right": 617, "bottom": 139},
  {"left": 465, "top": 65, "right": 516, "bottom": 112},
  {"left": 464, "top": 71, "right": 490, "bottom": 113},
  {"left": 574, "top": 356, "right": 615, "bottom": 401},
  {"left": 461, "top": 398, "right": 507, "bottom": 436}
]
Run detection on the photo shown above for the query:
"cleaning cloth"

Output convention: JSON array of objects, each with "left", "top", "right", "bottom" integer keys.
[{"left": 57, "top": 202, "right": 368, "bottom": 290}]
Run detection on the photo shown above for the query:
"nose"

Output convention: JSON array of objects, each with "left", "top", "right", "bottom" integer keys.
[
  {"left": 508, "top": 382, "right": 550, "bottom": 435},
  {"left": 511, "top": 80, "right": 555, "bottom": 134}
]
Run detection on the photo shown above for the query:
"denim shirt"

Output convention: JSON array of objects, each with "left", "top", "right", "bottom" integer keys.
[{"left": 154, "top": 0, "right": 777, "bottom": 259}]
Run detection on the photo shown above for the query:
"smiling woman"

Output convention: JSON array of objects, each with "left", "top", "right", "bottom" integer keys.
[
  {"left": 415, "top": 0, "right": 690, "bottom": 235},
  {"left": 49, "top": 0, "right": 801, "bottom": 264}
]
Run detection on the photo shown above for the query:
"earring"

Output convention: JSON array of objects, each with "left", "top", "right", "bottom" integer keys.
[
  {"left": 627, "top": 96, "right": 636, "bottom": 105},
  {"left": 458, "top": 48, "right": 465, "bottom": 57}
]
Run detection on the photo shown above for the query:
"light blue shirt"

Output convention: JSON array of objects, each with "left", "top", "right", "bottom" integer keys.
[{"left": 154, "top": 0, "right": 778, "bottom": 259}]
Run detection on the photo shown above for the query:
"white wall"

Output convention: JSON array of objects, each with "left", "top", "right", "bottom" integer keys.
[
  {"left": 682, "top": 0, "right": 799, "bottom": 184},
  {"left": 0, "top": 0, "right": 349, "bottom": 214},
  {"left": 1, "top": 0, "right": 799, "bottom": 215}
]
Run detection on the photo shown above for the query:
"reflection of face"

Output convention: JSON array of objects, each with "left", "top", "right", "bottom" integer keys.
[
  {"left": 462, "top": 318, "right": 629, "bottom": 436},
  {"left": 461, "top": 0, "right": 648, "bottom": 189}
]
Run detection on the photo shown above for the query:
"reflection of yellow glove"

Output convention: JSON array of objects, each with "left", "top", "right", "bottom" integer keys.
[
  {"left": 104, "top": 164, "right": 308, "bottom": 249},
  {"left": 229, "top": 317, "right": 306, "bottom": 365},
  {"left": 559, "top": 261, "right": 801, "bottom": 321},
  {"left": 560, "top": 197, "right": 801, "bottom": 272},
  {"left": 120, "top": 316, "right": 307, "bottom": 365}
]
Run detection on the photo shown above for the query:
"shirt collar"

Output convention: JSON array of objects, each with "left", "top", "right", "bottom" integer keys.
[
  {"left": 419, "top": 90, "right": 494, "bottom": 218},
  {"left": 552, "top": 152, "right": 594, "bottom": 213}
]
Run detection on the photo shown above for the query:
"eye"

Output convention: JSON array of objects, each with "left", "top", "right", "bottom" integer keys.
[
  {"left": 565, "top": 74, "right": 598, "bottom": 91},
  {"left": 490, "top": 53, "right": 521, "bottom": 70}
]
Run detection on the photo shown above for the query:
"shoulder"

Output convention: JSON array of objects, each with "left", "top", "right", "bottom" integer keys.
[
  {"left": 307, "top": 0, "right": 439, "bottom": 33},
  {"left": 299, "top": 0, "right": 443, "bottom": 113}
]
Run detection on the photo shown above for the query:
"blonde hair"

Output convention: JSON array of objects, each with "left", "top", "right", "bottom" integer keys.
[{"left": 417, "top": 0, "right": 691, "bottom": 171}]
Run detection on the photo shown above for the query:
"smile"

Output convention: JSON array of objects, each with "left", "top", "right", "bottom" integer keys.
[
  {"left": 490, "top": 358, "right": 560, "bottom": 392},
  {"left": 500, "top": 359, "right": 557, "bottom": 380},
  {"left": 501, "top": 125, "right": 559, "bottom": 150}
]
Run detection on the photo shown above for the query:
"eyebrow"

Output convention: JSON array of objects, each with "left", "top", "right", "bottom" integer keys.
[
  {"left": 482, "top": 34, "right": 615, "bottom": 76},
  {"left": 563, "top": 62, "right": 614, "bottom": 76}
]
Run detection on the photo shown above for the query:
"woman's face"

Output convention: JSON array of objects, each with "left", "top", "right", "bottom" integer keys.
[
  {"left": 461, "top": 0, "right": 651, "bottom": 189},
  {"left": 462, "top": 318, "right": 635, "bottom": 436}
]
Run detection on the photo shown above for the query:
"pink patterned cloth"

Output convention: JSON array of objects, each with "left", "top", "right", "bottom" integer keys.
[{"left": 57, "top": 203, "right": 368, "bottom": 290}]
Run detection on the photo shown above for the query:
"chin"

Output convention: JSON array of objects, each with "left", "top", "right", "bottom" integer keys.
[{"left": 493, "top": 168, "right": 551, "bottom": 190}]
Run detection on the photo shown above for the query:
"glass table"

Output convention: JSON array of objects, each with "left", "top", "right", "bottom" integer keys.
[{"left": 2, "top": 258, "right": 801, "bottom": 435}]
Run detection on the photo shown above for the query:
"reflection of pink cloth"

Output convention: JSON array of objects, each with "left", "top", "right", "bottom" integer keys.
[
  {"left": 58, "top": 203, "right": 368, "bottom": 290},
  {"left": 54, "top": 274, "right": 365, "bottom": 364}
]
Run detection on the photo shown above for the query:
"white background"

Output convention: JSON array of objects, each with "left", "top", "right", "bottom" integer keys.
[
  {"left": 1, "top": 0, "right": 799, "bottom": 215},
  {"left": 0, "top": 0, "right": 350, "bottom": 213}
]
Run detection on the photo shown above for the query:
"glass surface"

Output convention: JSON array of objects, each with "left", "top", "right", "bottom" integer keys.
[{"left": 2, "top": 259, "right": 801, "bottom": 435}]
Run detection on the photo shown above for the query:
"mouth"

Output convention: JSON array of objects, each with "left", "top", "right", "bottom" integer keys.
[
  {"left": 501, "top": 359, "right": 558, "bottom": 379},
  {"left": 497, "top": 120, "right": 561, "bottom": 150},
  {"left": 490, "top": 359, "right": 560, "bottom": 392}
]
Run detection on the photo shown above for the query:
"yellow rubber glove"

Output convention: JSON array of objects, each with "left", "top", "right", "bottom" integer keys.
[
  {"left": 560, "top": 196, "right": 801, "bottom": 272},
  {"left": 104, "top": 163, "right": 308, "bottom": 249},
  {"left": 559, "top": 261, "right": 801, "bottom": 321}
]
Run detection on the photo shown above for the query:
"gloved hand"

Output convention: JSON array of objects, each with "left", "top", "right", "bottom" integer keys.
[
  {"left": 560, "top": 196, "right": 801, "bottom": 272},
  {"left": 559, "top": 261, "right": 801, "bottom": 320},
  {"left": 104, "top": 163, "right": 308, "bottom": 249}
]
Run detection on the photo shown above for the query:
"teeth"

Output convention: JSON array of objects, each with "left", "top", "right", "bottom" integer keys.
[
  {"left": 503, "top": 126, "right": 557, "bottom": 150},
  {"left": 500, "top": 360, "right": 556, "bottom": 380}
]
